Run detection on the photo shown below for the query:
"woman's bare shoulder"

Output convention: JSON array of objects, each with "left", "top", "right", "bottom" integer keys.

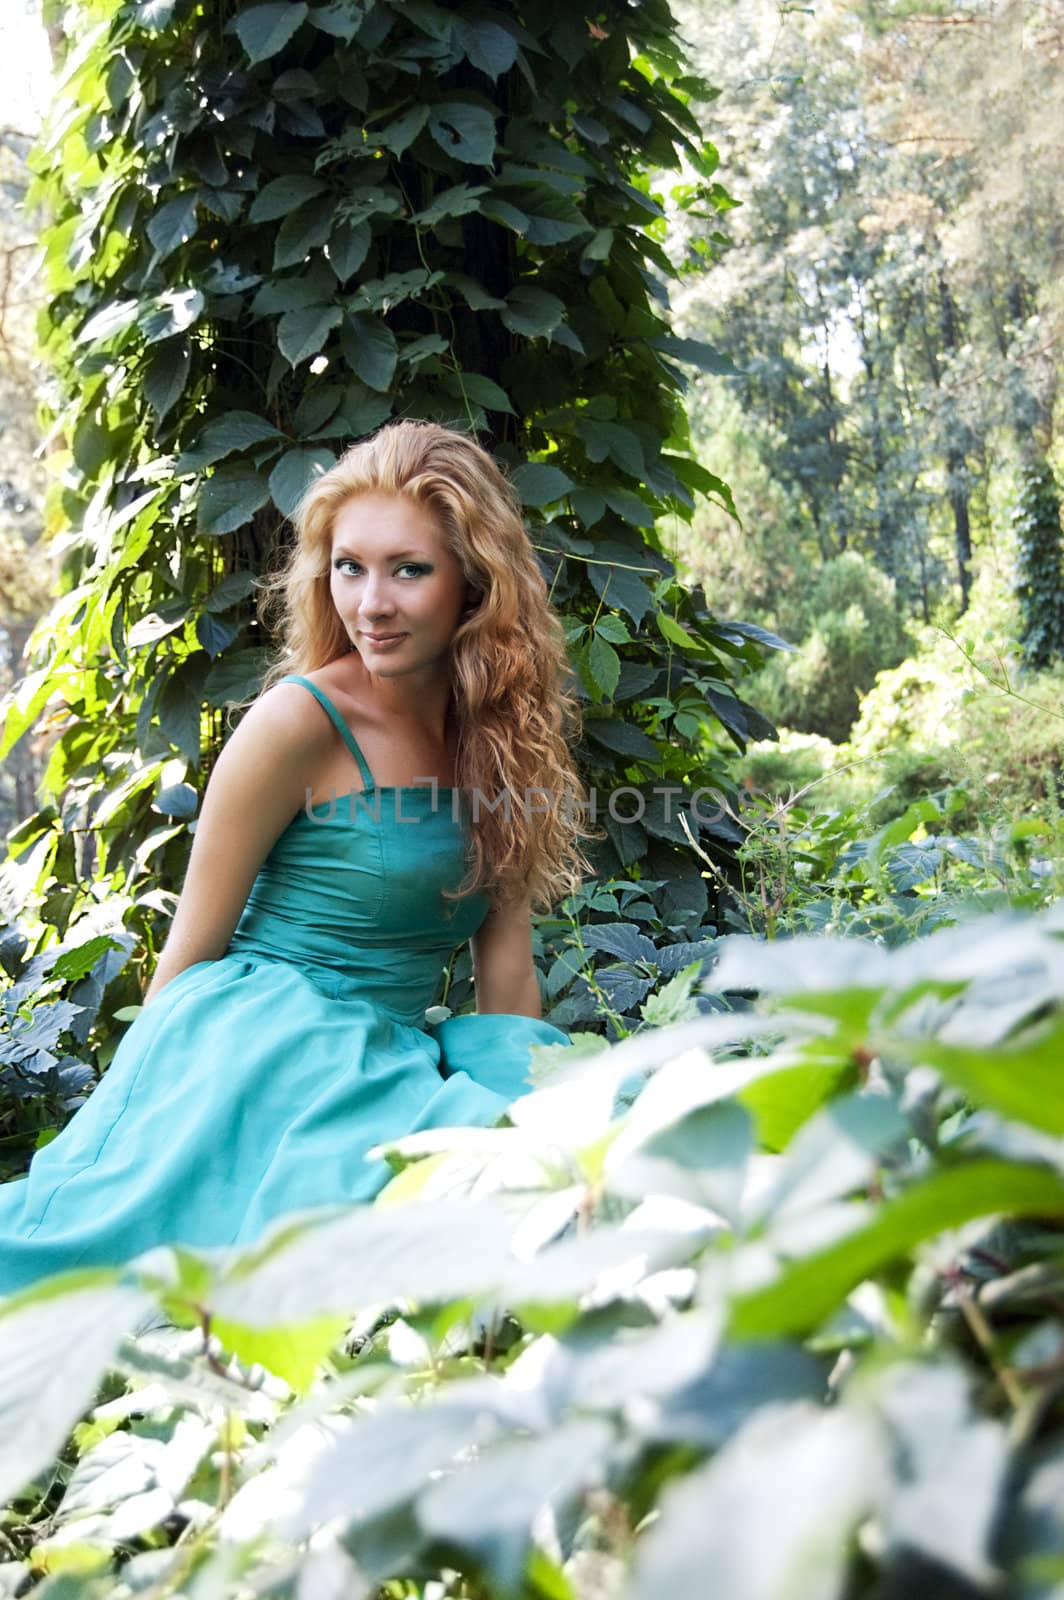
[{"left": 236, "top": 677, "right": 337, "bottom": 752}]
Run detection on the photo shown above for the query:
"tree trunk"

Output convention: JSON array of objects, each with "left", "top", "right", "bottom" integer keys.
[{"left": 937, "top": 269, "right": 973, "bottom": 607}]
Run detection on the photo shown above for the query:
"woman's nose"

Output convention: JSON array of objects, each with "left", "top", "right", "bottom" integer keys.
[{"left": 359, "top": 574, "right": 396, "bottom": 618}]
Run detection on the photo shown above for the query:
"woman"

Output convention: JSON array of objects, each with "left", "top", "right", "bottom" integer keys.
[{"left": 0, "top": 419, "right": 596, "bottom": 1298}]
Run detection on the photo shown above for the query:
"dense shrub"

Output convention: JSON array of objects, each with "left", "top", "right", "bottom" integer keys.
[
  {"left": 732, "top": 727, "right": 838, "bottom": 799},
  {"left": 746, "top": 552, "right": 910, "bottom": 741}
]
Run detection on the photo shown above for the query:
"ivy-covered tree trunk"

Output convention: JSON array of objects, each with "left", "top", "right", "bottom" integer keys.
[
  {"left": 937, "top": 271, "right": 973, "bottom": 610},
  {"left": 1013, "top": 461, "right": 1064, "bottom": 670},
  {"left": 2, "top": 0, "right": 778, "bottom": 1018}
]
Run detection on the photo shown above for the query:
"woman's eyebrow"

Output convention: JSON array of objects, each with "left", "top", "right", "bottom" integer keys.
[{"left": 331, "top": 546, "right": 431, "bottom": 559}]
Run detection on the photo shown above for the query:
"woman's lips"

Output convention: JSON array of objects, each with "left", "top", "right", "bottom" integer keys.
[{"left": 363, "top": 632, "right": 407, "bottom": 647}]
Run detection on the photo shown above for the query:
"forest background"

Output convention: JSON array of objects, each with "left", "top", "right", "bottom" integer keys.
[
  {"left": 0, "top": 2, "right": 1063, "bottom": 1597},
  {"left": 3, "top": 0, "right": 1063, "bottom": 894}
]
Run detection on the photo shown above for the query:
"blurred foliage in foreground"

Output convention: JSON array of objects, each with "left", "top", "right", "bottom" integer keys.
[{"left": 3, "top": 909, "right": 1064, "bottom": 1598}]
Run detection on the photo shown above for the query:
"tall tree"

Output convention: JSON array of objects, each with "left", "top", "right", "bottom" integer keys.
[{"left": 669, "top": 0, "right": 1061, "bottom": 663}]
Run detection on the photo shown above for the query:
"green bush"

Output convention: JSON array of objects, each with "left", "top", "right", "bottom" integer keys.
[
  {"left": 747, "top": 552, "right": 910, "bottom": 741},
  {"left": 850, "top": 643, "right": 1064, "bottom": 825},
  {"left": 734, "top": 728, "right": 837, "bottom": 799}
]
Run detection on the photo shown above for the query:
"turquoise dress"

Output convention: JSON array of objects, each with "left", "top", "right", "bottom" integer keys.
[{"left": 0, "top": 674, "right": 571, "bottom": 1298}]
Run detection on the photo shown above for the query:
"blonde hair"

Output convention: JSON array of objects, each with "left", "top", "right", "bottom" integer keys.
[{"left": 248, "top": 419, "right": 600, "bottom": 912}]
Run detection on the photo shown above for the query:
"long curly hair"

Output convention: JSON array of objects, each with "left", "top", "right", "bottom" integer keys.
[{"left": 248, "top": 419, "right": 600, "bottom": 912}]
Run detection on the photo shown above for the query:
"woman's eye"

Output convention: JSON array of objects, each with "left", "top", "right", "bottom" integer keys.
[{"left": 334, "top": 561, "right": 429, "bottom": 577}]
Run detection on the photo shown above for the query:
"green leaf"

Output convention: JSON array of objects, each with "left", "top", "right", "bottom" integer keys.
[
  {"left": 737, "top": 1060, "right": 858, "bottom": 1154},
  {"left": 582, "top": 227, "right": 614, "bottom": 262},
  {"left": 128, "top": 608, "right": 186, "bottom": 648},
  {"left": 648, "top": 334, "right": 741, "bottom": 376},
  {"left": 400, "top": 332, "right": 448, "bottom": 368},
  {"left": 0, "top": 1279, "right": 151, "bottom": 1504},
  {"left": 205, "top": 571, "right": 258, "bottom": 612},
  {"left": 455, "top": 17, "right": 519, "bottom": 79},
  {"left": 308, "top": 1, "right": 361, "bottom": 39},
  {"left": 196, "top": 465, "right": 271, "bottom": 536},
  {"left": 204, "top": 648, "right": 270, "bottom": 705},
  {"left": 577, "top": 418, "right": 646, "bottom": 478},
  {"left": 177, "top": 410, "right": 286, "bottom": 473},
  {"left": 269, "top": 446, "right": 337, "bottom": 518},
  {"left": 231, "top": 1, "right": 309, "bottom": 63},
  {"left": 445, "top": 272, "right": 507, "bottom": 311},
  {"left": 196, "top": 611, "right": 238, "bottom": 660},
  {"left": 414, "top": 182, "right": 489, "bottom": 227},
  {"left": 287, "top": 1404, "right": 490, "bottom": 1540},
  {"left": 341, "top": 312, "right": 398, "bottom": 391},
  {"left": 583, "top": 716, "right": 659, "bottom": 760},
  {"left": 249, "top": 174, "right": 328, "bottom": 223},
  {"left": 428, "top": 101, "right": 498, "bottom": 167},
  {"left": 157, "top": 668, "right": 202, "bottom": 762},
  {"left": 498, "top": 182, "right": 588, "bottom": 246},
  {"left": 77, "top": 299, "right": 140, "bottom": 346},
  {"left": 418, "top": 1421, "right": 613, "bottom": 1594},
  {"left": 359, "top": 266, "right": 443, "bottom": 311},
  {"left": 329, "top": 218, "right": 371, "bottom": 281},
  {"left": 593, "top": 613, "right": 631, "bottom": 644},
  {"left": 628, "top": 1406, "right": 874, "bottom": 1600},
  {"left": 511, "top": 462, "right": 574, "bottom": 506},
  {"left": 211, "top": 1200, "right": 517, "bottom": 1325},
  {"left": 500, "top": 285, "right": 565, "bottom": 338},
  {"left": 730, "top": 1160, "right": 1064, "bottom": 1339},
  {"left": 586, "top": 543, "right": 655, "bottom": 623},
  {"left": 294, "top": 383, "right": 343, "bottom": 434},
  {"left": 587, "top": 633, "right": 621, "bottom": 698},
  {"left": 896, "top": 1019, "right": 1064, "bottom": 1137},
  {"left": 604, "top": 487, "right": 655, "bottom": 528},
  {"left": 49, "top": 934, "right": 128, "bottom": 983},
  {"left": 277, "top": 303, "right": 342, "bottom": 367},
  {"left": 250, "top": 260, "right": 335, "bottom": 316},
  {"left": 143, "top": 338, "right": 190, "bottom": 422},
  {"left": 482, "top": 197, "right": 530, "bottom": 233},
  {"left": 210, "top": 1312, "right": 350, "bottom": 1391},
  {"left": 376, "top": 103, "right": 431, "bottom": 157},
  {"left": 657, "top": 611, "right": 699, "bottom": 649},
  {"left": 139, "top": 287, "right": 205, "bottom": 345},
  {"left": 146, "top": 192, "right": 198, "bottom": 260},
  {"left": 326, "top": 384, "right": 393, "bottom": 437},
  {"left": 154, "top": 781, "right": 198, "bottom": 817},
  {"left": 441, "top": 371, "right": 514, "bottom": 414},
  {"left": 870, "top": 1363, "right": 1008, "bottom": 1586},
  {"left": 274, "top": 196, "right": 336, "bottom": 271},
  {"left": 570, "top": 488, "right": 606, "bottom": 527},
  {"left": 570, "top": 113, "right": 609, "bottom": 144}
]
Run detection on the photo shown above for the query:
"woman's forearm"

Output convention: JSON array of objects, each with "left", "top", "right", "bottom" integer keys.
[
  {"left": 475, "top": 966, "right": 542, "bottom": 1020},
  {"left": 142, "top": 949, "right": 215, "bottom": 1007}
]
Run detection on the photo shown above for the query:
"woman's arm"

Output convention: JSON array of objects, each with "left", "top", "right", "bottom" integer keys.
[
  {"left": 143, "top": 685, "right": 331, "bottom": 1005},
  {"left": 469, "top": 893, "right": 541, "bottom": 1018}
]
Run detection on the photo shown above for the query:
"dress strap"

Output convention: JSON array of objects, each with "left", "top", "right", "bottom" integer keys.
[{"left": 278, "top": 674, "right": 375, "bottom": 792}]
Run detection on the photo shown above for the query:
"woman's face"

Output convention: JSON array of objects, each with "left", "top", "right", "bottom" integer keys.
[{"left": 329, "top": 492, "right": 473, "bottom": 678}]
